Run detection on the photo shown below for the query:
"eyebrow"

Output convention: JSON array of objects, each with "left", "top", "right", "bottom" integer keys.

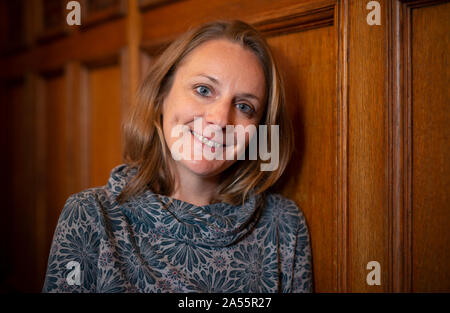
[
  {"left": 196, "top": 74, "right": 220, "bottom": 85},
  {"left": 194, "top": 74, "right": 261, "bottom": 103}
]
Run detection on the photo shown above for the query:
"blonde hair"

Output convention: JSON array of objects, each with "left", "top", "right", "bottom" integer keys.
[{"left": 117, "top": 20, "right": 293, "bottom": 206}]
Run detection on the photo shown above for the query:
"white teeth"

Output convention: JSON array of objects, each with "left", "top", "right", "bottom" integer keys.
[{"left": 191, "top": 130, "right": 222, "bottom": 148}]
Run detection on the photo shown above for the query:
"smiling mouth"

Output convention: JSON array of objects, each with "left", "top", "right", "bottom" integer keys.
[{"left": 190, "top": 129, "right": 224, "bottom": 148}]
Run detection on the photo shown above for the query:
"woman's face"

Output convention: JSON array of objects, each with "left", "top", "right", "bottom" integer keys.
[{"left": 162, "top": 39, "right": 266, "bottom": 178}]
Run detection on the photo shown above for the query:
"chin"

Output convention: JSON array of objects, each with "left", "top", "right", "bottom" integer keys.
[{"left": 180, "top": 159, "right": 229, "bottom": 177}]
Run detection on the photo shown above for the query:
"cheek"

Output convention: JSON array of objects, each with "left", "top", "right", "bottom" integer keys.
[
  {"left": 236, "top": 118, "right": 260, "bottom": 139},
  {"left": 162, "top": 95, "right": 198, "bottom": 144},
  {"left": 162, "top": 98, "right": 180, "bottom": 147},
  {"left": 163, "top": 91, "right": 199, "bottom": 124},
  {"left": 162, "top": 102, "right": 184, "bottom": 135}
]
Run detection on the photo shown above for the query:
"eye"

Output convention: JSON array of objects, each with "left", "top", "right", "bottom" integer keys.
[
  {"left": 195, "top": 85, "right": 212, "bottom": 97},
  {"left": 236, "top": 103, "right": 254, "bottom": 115}
]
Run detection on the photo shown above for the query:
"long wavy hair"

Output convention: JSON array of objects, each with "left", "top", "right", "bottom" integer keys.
[{"left": 117, "top": 20, "right": 293, "bottom": 206}]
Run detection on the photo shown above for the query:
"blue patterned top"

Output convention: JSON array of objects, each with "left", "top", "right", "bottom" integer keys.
[{"left": 42, "top": 164, "right": 313, "bottom": 293}]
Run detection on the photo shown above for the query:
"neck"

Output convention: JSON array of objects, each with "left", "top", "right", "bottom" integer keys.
[{"left": 171, "top": 165, "right": 220, "bottom": 207}]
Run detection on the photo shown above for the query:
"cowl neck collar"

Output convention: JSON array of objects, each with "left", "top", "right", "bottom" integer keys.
[{"left": 106, "top": 164, "right": 263, "bottom": 247}]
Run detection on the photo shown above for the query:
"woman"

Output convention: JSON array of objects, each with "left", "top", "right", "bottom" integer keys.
[{"left": 42, "top": 20, "right": 313, "bottom": 293}]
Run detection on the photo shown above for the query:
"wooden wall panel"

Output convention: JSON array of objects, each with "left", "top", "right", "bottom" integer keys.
[
  {"left": 0, "top": 0, "right": 27, "bottom": 54},
  {"left": 42, "top": 72, "right": 71, "bottom": 257},
  {"left": 140, "top": 0, "right": 335, "bottom": 46},
  {"left": 86, "top": 64, "right": 123, "bottom": 187},
  {"left": 66, "top": 62, "right": 83, "bottom": 193},
  {"left": 410, "top": 2, "right": 450, "bottom": 292},
  {"left": 0, "top": 0, "right": 448, "bottom": 293},
  {"left": 81, "top": 0, "right": 127, "bottom": 27},
  {"left": 36, "top": 0, "right": 68, "bottom": 41},
  {"left": 267, "top": 26, "right": 338, "bottom": 293},
  {"left": 0, "top": 80, "right": 14, "bottom": 292},
  {"left": 0, "top": 16, "right": 127, "bottom": 78},
  {"left": 347, "top": 0, "right": 389, "bottom": 292},
  {"left": 7, "top": 77, "right": 37, "bottom": 292},
  {"left": 390, "top": 0, "right": 450, "bottom": 293}
]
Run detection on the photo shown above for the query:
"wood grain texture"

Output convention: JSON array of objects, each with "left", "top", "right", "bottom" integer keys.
[
  {"left": 390, "top": 0, "right": 411, "bottom": 292},
  {"left": 0, "top": 0, "right": 449, "bottom": 292},
  {"left": 268, "top": 25, "right": 338, "bottom": 292},
  {"left": 141, "top": 0, "right": 333, "bottom": 46},
  {"left": 410, "top": 1, "right": 450, "bottom": 292},
  {"left": 389, "top": 0, "right": 450, "bottom": 293},
  {"left": 125, "top": 0, "right": 142, "bottom": 110},
  {"left": 0, "top": 15, "right": 126, "bottom": 78},
  {"left": 336, "top": 0, "right": 350, "bottom": 293},
  {"left": 88, "top": 63, "right": 123, "bottom": 187},
  {"left": 80, "top": 0, "right": 127, "bottom": 28},
  {"left": 348, "top": 0, "right": 389, "bottom": 292}
]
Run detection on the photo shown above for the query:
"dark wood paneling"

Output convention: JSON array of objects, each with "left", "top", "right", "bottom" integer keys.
[
  {"left": 390, "top": 0, "right": 450, "bottom": 293},
  {"left": 139, "top": 0, "right": 178, "bottom": 11},
  {"left": 0, "top": 0, "right": 27, "bottom": 54},
  {"left": 6, "top": 76, "right": 38, "bottom": 292},
  {"left": 141, "top": 0, "right": 336, "bottom": 47},
  {"left": 0, "top": 0, "right": 449, "bottom": 293},
  {"left": 36, "top": 0, "right": 69, "bottom": 42},
  {"left": 81, "top": 0, "right": 127, "bottom": 28},
  {"left": 348, "top": 0, "right": 389, "bottom": 292},
  {"left": 410, "top": 1, "right": 450, "bottom": 292},
  {"left": 42, "top": 70, "right": 71, "bottom": 256},
  {"left": 268, "top": 24, "right": 338, "bottom": 292},
  {"left": 81, "top": 59, "right": 124, "bottom": 188},
  {"left": 0, "top": 16, "right": 127, "bottom": 78}
]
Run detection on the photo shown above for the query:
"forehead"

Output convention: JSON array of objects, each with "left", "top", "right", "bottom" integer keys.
[{"left": 176, "top": 39, "right": 266, "bottom": 94}]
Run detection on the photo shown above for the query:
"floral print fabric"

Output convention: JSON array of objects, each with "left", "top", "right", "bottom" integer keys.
[{"left": 42, "top": 164, "right": 313, "bottom": 293}]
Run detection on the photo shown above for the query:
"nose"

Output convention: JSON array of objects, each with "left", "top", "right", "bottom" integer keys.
[{"left": 205, "top": 97, "right": 233, "bottom": 129}]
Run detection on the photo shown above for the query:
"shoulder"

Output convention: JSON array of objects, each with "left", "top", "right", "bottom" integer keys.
[
  {"left": 64, "top": 187, "right": 105, "bottom": 205},
  {"left": 263, "top": 193, "right": 308, "bottom": 229},
  {"left": 64, "top": 186, "right": 109, "bottom": 210},
  {"left": 263, "top": 193, "right": 305, "bottom": 217},
  {"left": 58, "top": 186, "right": 110, "bottom": 228},
  {"left": 44, "top": 188, "right": 106, "bottom": 292},
  {"left": 57, "top": 163, "right": 135, "bottom": 228}
]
